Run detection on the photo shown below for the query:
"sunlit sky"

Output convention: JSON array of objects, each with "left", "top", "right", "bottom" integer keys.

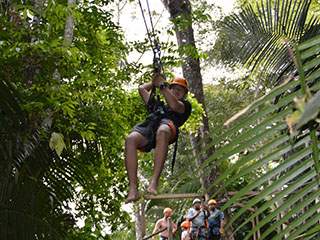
[{"left": 118, "top": 0, "right": 237, "bottom": 84}]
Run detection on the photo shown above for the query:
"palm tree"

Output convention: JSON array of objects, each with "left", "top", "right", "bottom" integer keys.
[
  {"left": 0, "top": 78, "right": 93, "bottom": 239},
  {"left": 197, "top": 0, "right": 320, "bottom": 239}
]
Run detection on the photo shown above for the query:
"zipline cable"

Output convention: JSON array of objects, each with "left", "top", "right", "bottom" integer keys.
[
  {"left": 138, "top": 0, "right": 165, "bottom": 114},
  {"left": 138, "top": 0, "right": 165, "bottom": 77}
]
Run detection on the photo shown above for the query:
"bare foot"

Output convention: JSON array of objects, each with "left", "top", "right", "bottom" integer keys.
[
  {"left": 125, "top": 189, "right": 141, "bottom": 204},
  {"left": 147, "top": 182, "right": 158, "bottom": 195}
]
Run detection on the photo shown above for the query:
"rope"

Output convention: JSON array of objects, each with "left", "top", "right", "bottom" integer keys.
[
  {"left": 137, "top": 0, "right": 165, "bottom": 77},
  {"left": 171, "top": 137, "right": 178, "bottom": 173},
  {"left": 138, "top": 0, "right": 165, "bottom": 114}
]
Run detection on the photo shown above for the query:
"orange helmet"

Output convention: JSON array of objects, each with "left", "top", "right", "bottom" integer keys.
[
  {"left": 208, "top": 199, "right": 217, "bottom": 205},
  {"left": 181, "top": 221, "right": 190, "bottom": 228},
  {"left": 170, "top": 77, "right": 188, "bottom": 90},
  {"left": 163, "top": 208, "right": 172, "bottom": 214}
]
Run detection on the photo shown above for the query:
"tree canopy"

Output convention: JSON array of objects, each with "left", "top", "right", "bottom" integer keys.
[{"left": 1, "top": 0, "right": 320, "bottom": 239}]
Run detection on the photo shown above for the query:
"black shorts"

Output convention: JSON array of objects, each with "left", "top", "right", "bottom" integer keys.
[{"left": 131, "top": 116, "right": 178, "bottom": 152}]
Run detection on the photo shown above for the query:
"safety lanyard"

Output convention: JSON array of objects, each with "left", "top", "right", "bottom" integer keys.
[
  {"left": 138, "top": 0, "right": 165, "bottom": 76},
  {"left": 138, "top": 0, "right": 166, "bottom": 114}
]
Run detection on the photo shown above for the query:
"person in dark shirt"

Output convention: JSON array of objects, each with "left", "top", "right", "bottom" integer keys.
[
  {"left": 125, "top": 73, "right": 192, "bottom": 204},
  {"left": 208, "top": 199, "right": 225, "bottom": 240}
]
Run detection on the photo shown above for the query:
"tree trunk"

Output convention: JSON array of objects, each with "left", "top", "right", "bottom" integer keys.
[
  {"left": 162, "top": 0, "right": 219, "bottom": 198},
  {"left": 161, "top": 0, "right": 232, "bottom": 238},
  {"left": 223, "top": 206, "right": 235, "bottom": 240},
  {"left": 52, "top": 0, "right": 76, "bottom": 80},
  {"left": 135, "top": 201, "right": 146, "bottom": 240},
  {"left": 64, "top": 0, "right": 76, "bottom": 45}
]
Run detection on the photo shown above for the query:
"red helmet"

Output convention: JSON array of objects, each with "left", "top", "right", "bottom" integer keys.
[{"left": 170, "top": 77, "right": 188, "bottom": 90}]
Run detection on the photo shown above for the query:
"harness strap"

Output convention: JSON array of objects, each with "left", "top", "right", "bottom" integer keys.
[
  {"left": 196, "top": 227, "right": 200, "bottom": 239},
  {"left": 147, "top": 87, "right": 157, "bottom": 113},
  {"left": 167, "top": 121, "right": 176, "bottom": 142}
]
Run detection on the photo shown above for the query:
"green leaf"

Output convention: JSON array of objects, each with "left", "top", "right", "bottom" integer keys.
[
  {"left": 304, "top": 224, "right": 320, "bottom": 239},
  {"left": 296, "top": 91, "right": 320, "bottom": 129},
  {"left": 242, "top": 176, "right": 318, "bottom": 240},
  {"left": 49, "top": 132, "right": 66, "bottom": 156}
]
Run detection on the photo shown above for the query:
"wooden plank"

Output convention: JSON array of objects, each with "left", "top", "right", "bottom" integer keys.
[
  {"left": 234, "top": 202, "right": 256, "bottom": 213},
  {"left": 252, "top": 217, "right": 256, "bottom": 240},
  {"left": 227, "top": 191, "right": 260, "bottom": 196},
  {"left": 255, "top": 208, "right": 261, "bottom": 239},
  {"left": 143, "top": 193, "right": 203, "bottom": 200},
  {"left": 167, "top": 217, "right": 173, "bottom": 240},
  {"left": 293, "top": 234, "right": 306, "bottom": 240},
  {"left": 144, "top": 189, "right": 298, "bottom": 201},
  {"left": 144, "top": 191, "right": 277, "bottom": 200},
  {"left": 142, "top": 228, "right": 167, "bottom": 240}
]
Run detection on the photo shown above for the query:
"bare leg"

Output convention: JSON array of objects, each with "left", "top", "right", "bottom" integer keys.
[
  {"left": 125, "top": 132, "right": 147, "bottom": 204},
  {"left": 147, "top": 124, "right": 171, "bottom": 195}
]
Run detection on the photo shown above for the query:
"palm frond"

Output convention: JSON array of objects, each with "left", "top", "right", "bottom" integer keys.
[
  {"left": 0, "top": 79, "right": 25, "bottom": 130},
  {"left": 197, "top": 35, "right": 320, "bottom": 239},
  {"left": 215, "top": 0, "right": 320, "bottom": 86}
]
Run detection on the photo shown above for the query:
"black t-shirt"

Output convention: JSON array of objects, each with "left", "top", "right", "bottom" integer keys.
[{"left": 164, "top": 99, "right": 192, "bottom": 127}]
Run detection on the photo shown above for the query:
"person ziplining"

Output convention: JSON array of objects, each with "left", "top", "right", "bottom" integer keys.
[
  {"left": 125, "top": 75, "right": 191, "bottom": 203},
  {"left": 124, "top": 0, "right": 192, "bottom": 204}
]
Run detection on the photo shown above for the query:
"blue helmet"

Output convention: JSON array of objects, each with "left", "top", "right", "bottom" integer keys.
[{"left": 193, "top": 198, "right": 201, "bottom": 205}]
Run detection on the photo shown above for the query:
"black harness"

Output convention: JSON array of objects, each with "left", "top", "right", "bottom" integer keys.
[{"left": 147, "top": 93, "right": 179, "bottom": 173}]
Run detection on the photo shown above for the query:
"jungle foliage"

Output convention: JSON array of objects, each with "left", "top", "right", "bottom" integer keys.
[
  {"left": 0, "top": 0, "right": 141, "bottom": 238},
  {"left": 198, "top": 0, "right": 320, "bottom": 239},
  {"left": 1, "top": 0, "right": 320, "bottom": 239}
]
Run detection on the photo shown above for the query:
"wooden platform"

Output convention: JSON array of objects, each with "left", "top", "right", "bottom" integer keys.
[{"left": 143, "top": 193, "right": 203, "bottom": 200}]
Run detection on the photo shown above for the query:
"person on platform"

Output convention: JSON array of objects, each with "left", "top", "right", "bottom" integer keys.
[
  {"left": 187, "top": 198, "right": 210, "bottom": 240},
  {"left": 152, "top": 207, "right": 178, "bottom": 240},
  {"left": 181, "top": 220, "right": 190, "bottom": 240},
  {"left": 208, "top": 199, "right": 225, "bottom": 240}
]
